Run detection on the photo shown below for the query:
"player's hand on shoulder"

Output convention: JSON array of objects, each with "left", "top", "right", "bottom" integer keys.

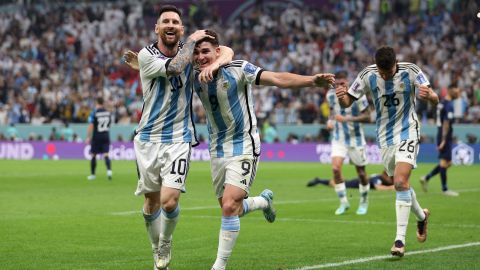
[
  {"left": 124, "top": 50, "right": 139, "bottom": 71},
  {"left": 313, "top": 73, "right": 335, "bottom": 87},
  {"left": 187, "top": 30, "right": 215, "bottom": 43},
  {"left": 199, "top": 62, "right": 220, "bottom": 83}
]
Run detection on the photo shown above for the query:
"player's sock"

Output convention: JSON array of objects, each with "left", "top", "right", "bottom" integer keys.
[
  {"left": 90, "top": 156, "right": 96, "bottom": 175},
  {"left": 425, "top": 165, "right": 440, "bottom": 181},
  {"left": 104, "top": 156, "right": 111, "bottom": 170},
  {"left": 410, "top": 188, "right": 426, "bottom": 221},
  {"left": 143, "top": 208, "right": 162, "bottom": 249},
  {"left": 241, "top": 196, "right": 268, "bottom": 216},
  {"left": 439, "top": 167, "right": 448, "bottom": 192},
  {"left": 334, "top": 182, "right": 348, "bottom": 204},
  {"left": 159, "top": 205, "right": 180, "bottom": 241},
  {"left": 212, "top": 216, "right": 240, "bottom": 270},
  {"left": 359, "top": 184, "right": 370, "bottom": 204},
  {"left": 395, "top": 190, "right": 412, "bottom": 243}
]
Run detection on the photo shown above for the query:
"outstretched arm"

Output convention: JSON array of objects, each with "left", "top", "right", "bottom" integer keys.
[
  {"left": 259, "top": 71, "right": 335, "bottom": 89},
  {"left": 198, "top": 46, "right": 234, "bottom": 83},
  {"left": 167, "top": 30, "right": 214, "bottom": 76}
]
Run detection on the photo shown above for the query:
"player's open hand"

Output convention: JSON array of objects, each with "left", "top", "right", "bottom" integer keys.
[
  {"left": 335, "top": 114, "right": 347, "bottom": 123},
  {"left": 124, "top": 50, "right": 139, "bottom": 71},
  {"left": 313, "top": 73, "right": 335, "bottom": 87},
  {"left": 187, "top": 30, "right": 215, "bottom": 43},
  {"left": 199, "top": 62, "right": 220, "bottom": 83}
]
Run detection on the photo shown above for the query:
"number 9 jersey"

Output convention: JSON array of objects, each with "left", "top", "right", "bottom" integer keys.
[{"left": 347, "top": 62, "right": 430, "bottom": 148}]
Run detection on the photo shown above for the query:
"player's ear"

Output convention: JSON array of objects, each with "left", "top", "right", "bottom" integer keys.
[
  {"left": 215, "top": 46, "right": 221, "bottom": 57},
  {"left": 180, "top": 25, "right": 185, "bottom": 36},
  {"left": 154, "top": 23, "right": 160, "bottom": 35}
]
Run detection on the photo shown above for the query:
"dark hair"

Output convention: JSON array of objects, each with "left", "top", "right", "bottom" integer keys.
[
  {"left": 196, "top": 30, "right": 219, "bottom": 47},
  {"left": 335, "top": 70, "right": 348, "bottom": 79},
  {"left": 96, "top": 97, "right": 104, "bottom": 105},
  {"left": 375, "top": 46, "right": 396, "bottom": 70},
  {"left": 158, "top": 5, "right": 182, "bottom": 18}
]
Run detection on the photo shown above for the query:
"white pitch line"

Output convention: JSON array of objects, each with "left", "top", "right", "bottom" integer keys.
[
  {"left": 286, "top": 242, "right": 480, "bottom": 270},
  {"left": 110, "top": 187, "right": 480, "bottom": 216}
]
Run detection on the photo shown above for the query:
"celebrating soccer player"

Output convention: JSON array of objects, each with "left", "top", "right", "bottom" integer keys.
[
  {"left": 335, "top": 46, "right": 438, "bottom": 257},
  {"left": 325, "top": 71, "right": 372, "bottom": 215},
  {"left": 124, "top": 5, "right": 233, "bottom": 270}
]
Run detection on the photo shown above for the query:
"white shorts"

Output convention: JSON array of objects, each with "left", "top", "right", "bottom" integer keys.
[
  {"left": 331, "top": 141, "right": 368, "bottom": 166},
  {"left": 134, "top": 137, "right": 191, "bottom": 196},
  {"left": 380, "top": 140, "right": 419, "bottom": 176},
  {"left": 211, "top": 155, "right": 259, "bottom": 198}
]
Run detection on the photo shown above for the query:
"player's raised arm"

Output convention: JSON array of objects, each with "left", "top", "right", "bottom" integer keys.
[
  {"left": 167, "top": 29, "right": 215, "bottom": 76},
  {"left": 124, "top": 50, "right": 139, "bottom": 71},
  {"left": 258, "top": 71, "right": 335, "bottom": 89}
]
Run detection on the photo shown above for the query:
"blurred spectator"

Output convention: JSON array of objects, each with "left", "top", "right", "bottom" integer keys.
[
  {"left": 61, "top": 123, "right": 74, "bottom": 142},
  {"left": 262, "top": 120, "right": 278, "bottom": 143},
  {"left": 6, "top": 123, "right": 18, "bottom": 141}
]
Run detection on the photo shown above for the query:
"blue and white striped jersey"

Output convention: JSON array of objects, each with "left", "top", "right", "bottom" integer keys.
[
  {"left": 193, "top": 60, "right": 262, "bottom": 158},
  {"left": 136, "top": 42, "right": 197, "bottom": 144},
  {"left": 326, "top": 89, "right": 368, "bottom": 147},
  {"left": 348, "top": 62, "right": 429, "bottom": 148}
]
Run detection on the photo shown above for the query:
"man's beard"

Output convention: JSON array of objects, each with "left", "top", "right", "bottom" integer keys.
[{"left": 161, "top": 33, "right": 179, "bottom": 49}]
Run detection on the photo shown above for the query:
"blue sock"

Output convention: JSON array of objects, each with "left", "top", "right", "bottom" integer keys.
[{"left": 426, "top": 165, "right": 440, "bottom": 181}]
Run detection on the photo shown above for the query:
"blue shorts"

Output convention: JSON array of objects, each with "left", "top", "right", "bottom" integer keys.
[
  {"left": 438, "top": 142, "right": 452, "bottom": 161},
  {"left": 90, "top": 137, "right": 110, "bottom": 154}
]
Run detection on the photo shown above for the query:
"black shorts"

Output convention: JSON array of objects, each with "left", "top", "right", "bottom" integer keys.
[
  {"left": 90, "top": 137, "right": 110, "bottom": 154},
  {"left": 438, "top": 142, "right": 452, "bottom": 161}
]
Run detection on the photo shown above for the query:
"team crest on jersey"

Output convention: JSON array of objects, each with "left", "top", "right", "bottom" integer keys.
[
  {"left": 222, "top": 80, "right": 230, "bottom": 91},
  {"left": 399, "top": 83, "right": 405, "bottom": 89},
  {"left": 416, "top": 73, "right": 427, "bottom": 84},
  {"left": 244, "top": 63, "right": 257, "bottom": 74}
]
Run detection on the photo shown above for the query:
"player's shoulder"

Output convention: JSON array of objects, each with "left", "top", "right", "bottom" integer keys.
[
  {"left": 398, "top": 62, "right": 422, "bottom": 74},
  {"left": 140, "top": 42, "right": 161, "bottom": 57},
  {"left": 223, "top": 60, "right": 246, "bottom": 69},
  {"left": 358, "top": 64, "right": 378, "bottom": 80}
]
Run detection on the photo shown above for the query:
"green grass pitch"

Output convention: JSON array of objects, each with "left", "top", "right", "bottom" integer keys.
[{"left": 0, "top": 160, "right": 479, "bottom": 269}]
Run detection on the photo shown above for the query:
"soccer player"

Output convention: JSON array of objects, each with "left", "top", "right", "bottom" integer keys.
[
  {"left": 307, "top": 170, "right": 394, "bottom": 191},
  {"left": 191, "top": 31, "right": 334, "bottom": 270},
  {"left": 325, "top": 71, "right": 371, "bottom": 215},
  {"left": 335, "top": 46, "right": 438, "bottom": 257},
  {"left": 123, "top": 5, "right": 233, "bottom": 270},
  {"left": 86, "top": 97, "right": 112, "bottom": 180},
  {"left": 420, "top": 84, "right": 461, "bottom": 196}
]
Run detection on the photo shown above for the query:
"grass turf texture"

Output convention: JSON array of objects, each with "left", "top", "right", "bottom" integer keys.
[{"left": 0, "top": 160, "right": 479, "bottom": 270}]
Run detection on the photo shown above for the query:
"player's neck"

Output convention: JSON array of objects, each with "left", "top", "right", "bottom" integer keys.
[{"left": 157, "top": 41, "right": 178, "bottom": 57}]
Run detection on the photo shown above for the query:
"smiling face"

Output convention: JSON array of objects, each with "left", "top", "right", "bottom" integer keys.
[
  {"left": 193, "top": 41, "right": 220, "bottom": 71},
  {"left": 155, "top": 11, "right": 184, "bottom": 48}
]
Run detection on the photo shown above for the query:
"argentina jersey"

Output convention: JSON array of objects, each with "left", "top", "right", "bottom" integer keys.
[
  {"left": 348, "top": 62, "right": 429, "bottom": 148},
  {"left": 136, "top": 42, "right": 197, "bottom": 144},
  {"left": 193, "top": 60, "right": 261, "bottom": 158},
  {"left": 326, "top": 89, "right": 368, "bottom": 147}
]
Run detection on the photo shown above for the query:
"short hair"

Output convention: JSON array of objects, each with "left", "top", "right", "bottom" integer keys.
[
  {"left": 375, "top": 46, "right": 396, "bottom": 70},
  {"left": 335, "top": 70, "right": 348, "bottom": 79},
  {"left": 96, "top": 97, "right": 104, "bottom": 105},
  {"left": 158, "top": 5, "right": 182, "bottom": 19},
  {"left": 195, "top": 30, "right": 219, "bottom": 47}
]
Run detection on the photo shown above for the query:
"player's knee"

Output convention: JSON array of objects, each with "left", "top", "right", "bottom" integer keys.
[
  {"left": 144, "top": 199, "right": 161, "bottom": 214},
  {"left": 394, "top": 180, "right": 409, "bottom": 191},
  {"left": 162, "top": 198, "right": 179, "bottom": 213},
  {"left": 221, "top": 198, "right": 241, "bottom": 216}
]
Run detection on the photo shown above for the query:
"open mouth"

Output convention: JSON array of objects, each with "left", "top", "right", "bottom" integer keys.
[{"left": 165, "top": 31, "right": 176, "bottom": 37}]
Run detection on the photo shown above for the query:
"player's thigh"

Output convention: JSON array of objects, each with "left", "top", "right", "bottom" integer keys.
[
  {"left": 331, "top": 141, "right": 348, "bottom": 159},
  {"left": 439, "top": 143, "right": 452, "bottom": 162},
  {"left": 224, "top": 155, "right": 259, "bottom": 198},
  {"left": 394, "top": 139, "right": 419, "bottom": 169},
  {"left": 134, "top": 139, "right": 162, "bottom": 195},
  {"left": 380, "top": 145, "right": 396, "bottom": 177},
  {"left": 348, "top": 146, "right": 368, "bottom": 166},
  {"left": 160, "top": 143, "right": 192, "bottom": 192}
]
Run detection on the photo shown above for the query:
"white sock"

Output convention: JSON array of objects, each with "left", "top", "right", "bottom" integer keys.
[
  {"left": 395, "top": 190, "right": 412, "bottom": 243},
  {"left": 212, "top": 216, "right": 240, "bottom": 270},
  {"left": 334, "top": 182, "right": 348, "bottom": 204},
  {"left": 241, "top": 196, "right": 268, "bottom": 216},
  {"left": 410, "top": 188, "right": 426, "bottom": 221},
  {"left": 359, "top": 184, "right": 370, "bottom": 204},
  {"left": 159, "top": 205, "right": 180, "bottom": 241},
  {"left": 143, "top": 208, "right": 162, "bottom": 249}
]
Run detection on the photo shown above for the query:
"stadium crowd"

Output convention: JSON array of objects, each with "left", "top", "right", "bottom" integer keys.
[{"left": 0, "top": 0, "right": 479, "bottom": 142}]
